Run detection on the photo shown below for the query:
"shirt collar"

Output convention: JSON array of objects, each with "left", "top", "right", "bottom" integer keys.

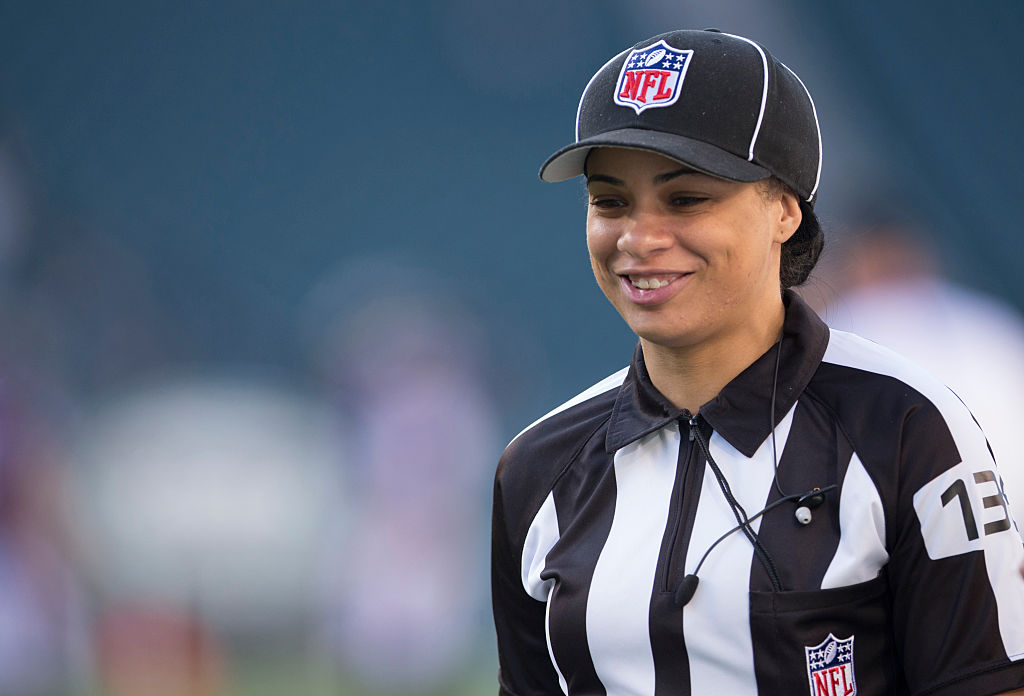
[{"left": 605, "top": 291, "right": 830, "bottom": 456}]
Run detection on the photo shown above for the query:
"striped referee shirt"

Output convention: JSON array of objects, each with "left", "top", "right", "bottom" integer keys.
[{"left": 491, "top": 291, "right": 1024, "bottom": 696}]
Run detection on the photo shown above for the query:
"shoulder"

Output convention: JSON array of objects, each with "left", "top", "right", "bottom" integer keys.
[
  {"left": 494, "top": 366, "right": 627, "bottom": 521},
  {"left": 508, "top": 366, "right": 631, "bottom": 448},
  {"left": 821, "top": 327, "right": 949, "bottom": 393},
  {"left": 499, "top": 365, "right": 628, "bottom": 474},
  {"left": 813, "top": 328, "right": 996, "bottom": 509},
  {"left": 816, "top": 327, "right": 980, "bottom": 439},
  {"left": 819, "top": 332, "right": 1024, "bottom": 687}
]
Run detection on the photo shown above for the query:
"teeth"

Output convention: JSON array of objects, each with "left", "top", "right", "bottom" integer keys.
[{"left": 631, "top": 277, "right": 670, "bottom": 290}]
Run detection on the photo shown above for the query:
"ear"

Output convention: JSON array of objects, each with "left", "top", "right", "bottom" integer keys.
[{"left": 774, "top": 189, "right": 802, "bottom": 244}]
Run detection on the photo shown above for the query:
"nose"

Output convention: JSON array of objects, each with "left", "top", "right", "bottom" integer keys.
[{"left": 616, "top": 211, "right": 674, "bottom": 258}]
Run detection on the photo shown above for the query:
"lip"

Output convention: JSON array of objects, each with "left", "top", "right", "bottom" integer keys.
[{"left": 617, "top": 271, "right": 693, "bottom": 306}]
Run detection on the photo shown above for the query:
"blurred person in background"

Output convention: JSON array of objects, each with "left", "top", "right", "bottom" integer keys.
[
  {"left": 72, "top": 375, "right": 346, "bottom": 695},
  {"left": 310, "top": 262, "right": 499, "bottom": 694},
  {"left": 807, "top": 204, "right": 1024, "bottom": 529},
  {"left": 0, "top": 388, "right": 88, "bottom": 695},
  {"left": 0, "top": 125, "right": 89, "bottom": 695}
]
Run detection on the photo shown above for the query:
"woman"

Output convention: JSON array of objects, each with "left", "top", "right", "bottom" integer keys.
[{"left": 491, "top": 29, "right": 1024, "bottom": 695}]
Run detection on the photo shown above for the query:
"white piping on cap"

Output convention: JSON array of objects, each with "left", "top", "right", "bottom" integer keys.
[
  {"left": 722, "top": 32, "right": 769, "bottom": 162},
  {"left": 575, "top": 48, "right": 632, "bottom": 142},
  {"left": 780, "top": 61, "right": 823, "bottom": 203}
]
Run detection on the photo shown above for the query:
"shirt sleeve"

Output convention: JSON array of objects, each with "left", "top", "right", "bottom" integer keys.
[
  {"left": 491, "top": 458, "right": 563, "bottom": 696},
  {"left": 889, "top": 398, "right": 1024, "bottom": 696}
]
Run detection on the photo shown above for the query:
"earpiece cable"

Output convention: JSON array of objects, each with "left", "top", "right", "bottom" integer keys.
[{"left": 771, "top": 336, "right": 786, "bottom": 500}]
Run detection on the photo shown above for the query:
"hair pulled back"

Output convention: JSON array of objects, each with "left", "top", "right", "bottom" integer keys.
[
  {"left": 761, "top": 178, "right": 824, "bottom": 289},
  {"left": 781, "top": 199, "right": 824, "bottom": 289}
]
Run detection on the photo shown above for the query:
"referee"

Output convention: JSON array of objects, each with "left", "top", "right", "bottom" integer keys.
[{"left": 491, "top": 29, "right": 1024, "bottom": 695}]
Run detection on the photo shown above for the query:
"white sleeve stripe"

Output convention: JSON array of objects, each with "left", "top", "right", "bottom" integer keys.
[
  {"left": 824, "top": 329, "right": 1024, "bottom": 658},
  {"left": 823, "top": 329, "right": 989, "bottom": 458},
  {"left": 544, "top": 585, "right": 570, "bottom": 694},
  {"left": 508, "top": 366, "right": 629, "bottom": 446},
  {"left": 522, "top": 491, "right": 560, "bottom": 601}
]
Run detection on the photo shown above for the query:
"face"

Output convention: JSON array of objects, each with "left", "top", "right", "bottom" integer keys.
[{"left": 585, "top": 147, "right": 800, "bottom": 350}]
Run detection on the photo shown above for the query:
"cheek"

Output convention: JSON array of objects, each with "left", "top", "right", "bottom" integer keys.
[
  {"left": 585, "top": 223, "right": 616, "bottom": 265},
  {"left": 722, "top": 219, "right": 776, "bottom": 272}
]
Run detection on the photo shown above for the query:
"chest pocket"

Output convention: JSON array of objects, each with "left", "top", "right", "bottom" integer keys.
[{"left": 748, "top": 574, "right": 904, "bottom": 696}]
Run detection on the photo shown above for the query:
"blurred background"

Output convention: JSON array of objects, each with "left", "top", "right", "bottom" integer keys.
[{"left": 0, "top": 1, "right": 1022, "bottom": 694}]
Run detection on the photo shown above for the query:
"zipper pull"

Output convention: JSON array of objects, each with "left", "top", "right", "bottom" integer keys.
[{"left": 688, "top": 416, "right": 697, "bottom": 441}]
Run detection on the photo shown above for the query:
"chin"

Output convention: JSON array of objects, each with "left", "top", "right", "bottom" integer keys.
[
  {"left": 629, "top": 322, "right": 705, "bottom": 350},
  {"left": 637, "top": 333, "right": 702, "bottom": 350}
]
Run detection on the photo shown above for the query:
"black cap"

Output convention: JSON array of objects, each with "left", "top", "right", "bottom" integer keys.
[{"left": 539, "top": 29, "right": 822, "bottom": 203}]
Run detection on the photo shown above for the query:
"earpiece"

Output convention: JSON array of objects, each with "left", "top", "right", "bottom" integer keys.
[
  {"left": 672, "top": 484, "right": 836, "bottom": 606},
  {"left": 674, "top": 338, "right": 836, "bottom": 608},
  {"left": 794, "top": 487, "right": 826, "bottom": 525}
]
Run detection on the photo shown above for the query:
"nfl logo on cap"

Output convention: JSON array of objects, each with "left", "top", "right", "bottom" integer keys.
[
  {"left": 613, "top": 39, "right": 693, "bottom": 114},
  {"left": 805, "top": 633, "right": 856, "bottom": 696}
]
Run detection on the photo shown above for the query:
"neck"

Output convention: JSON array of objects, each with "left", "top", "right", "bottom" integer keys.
[{"left": 641, "top": 299, "right": 786, "bottom": 414}]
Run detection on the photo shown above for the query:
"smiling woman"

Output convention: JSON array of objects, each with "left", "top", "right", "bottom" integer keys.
[
  {"left": 491, "top": 29, "right": 1024, "bottom": 696},
  {"left": 584, "top": 149, "right": 801, "bottom": 412}
]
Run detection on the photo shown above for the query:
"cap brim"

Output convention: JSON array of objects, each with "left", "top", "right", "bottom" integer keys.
[{"left": 539, "top": 128, "right": 772, "bottom": 184}]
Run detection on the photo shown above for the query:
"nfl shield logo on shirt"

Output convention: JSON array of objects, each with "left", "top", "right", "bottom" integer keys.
[
  {"left": 805, "top": 633, "right": 856, "bottom": 696},
  {"left": 613, "top": 40, "right": 693, "bottom": 114}
]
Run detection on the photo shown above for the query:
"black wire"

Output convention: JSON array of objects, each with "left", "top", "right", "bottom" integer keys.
[
  {"left": 682, "top": 334, "right": 836, "bottom": 595},
  {"left": 688, "top": 490, "right": 806, "bottom": 578},
  {"left": 685, "top": 483, "right": 838, "bottom": 581},
  {"left": 686, "top": 334, "right": 787, "bottom": 593},
  {"left": 689, "top": 421, "right": 783, "bottom": 592},
  {"left": 770, "top": 336, "right": 787, "bottom": 500}
]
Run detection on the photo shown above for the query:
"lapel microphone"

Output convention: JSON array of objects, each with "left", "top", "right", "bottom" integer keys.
[
  {"left": 673, "top": 337, "right": 836, "bottom": 608},
  {"left": 672, "top": 484, "right": 836, "bottom": 607}
]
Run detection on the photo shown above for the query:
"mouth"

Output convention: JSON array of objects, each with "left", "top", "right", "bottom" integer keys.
[
  {"left": 616, "top": 272, "right": 692, "bottom": 305},
  {"left": 624, "top": 273, "right": 681, "bottom": 290}
]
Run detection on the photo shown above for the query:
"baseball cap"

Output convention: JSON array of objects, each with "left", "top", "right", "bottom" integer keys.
[{"left": 539, "top": 29, "right": 822, "bottom": 203}]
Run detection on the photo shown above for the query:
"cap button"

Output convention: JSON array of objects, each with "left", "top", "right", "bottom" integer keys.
[{"left": 703, "top": 27, "right": 722, "bottom": 32}]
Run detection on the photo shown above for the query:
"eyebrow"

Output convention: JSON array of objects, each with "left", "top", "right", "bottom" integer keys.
[
  {"left": 585, "top": 168, "right": 698, "bottom": 187},
  {"left": 654, "top": 168, "right": 698, "bottom": 185}
]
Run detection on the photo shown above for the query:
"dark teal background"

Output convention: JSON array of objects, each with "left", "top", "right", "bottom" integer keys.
[{"left": 1, "top": 0, "right": 1021, "bottom": 435}]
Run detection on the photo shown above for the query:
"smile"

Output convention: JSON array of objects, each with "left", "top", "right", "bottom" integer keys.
[
  {"left": 617, "top": 272, "right": 691, "bottom": 306},
  {"left": 628, "top": 274, "right": 678, "bottom": 290}
]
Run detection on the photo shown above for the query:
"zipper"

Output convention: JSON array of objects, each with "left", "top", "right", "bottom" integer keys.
[{"left": 660, "top": 413, "right": 700, "bottom": 593}]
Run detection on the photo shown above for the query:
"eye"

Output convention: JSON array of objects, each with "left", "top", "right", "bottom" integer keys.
[
  {"left": 588, "top": 195, "right": 627, "bottom": 210},
  {"left": 670, "top": 194, "right": 708, "bottom": 207}
]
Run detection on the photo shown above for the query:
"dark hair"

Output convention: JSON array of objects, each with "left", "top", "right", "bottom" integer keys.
[
  {"left": 781, "top": 200, "right": 824, "bottom": 289},
  {"left": 761, "top": 179, "right": 824, "bottom": 289}
]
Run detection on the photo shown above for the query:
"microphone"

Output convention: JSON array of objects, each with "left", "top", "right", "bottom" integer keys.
[
  {"left": 674, "top": 574, "right": 700, "bottom": 606},
  {"left": 672, "top": 485, "right": 837, "bottom": 607}
]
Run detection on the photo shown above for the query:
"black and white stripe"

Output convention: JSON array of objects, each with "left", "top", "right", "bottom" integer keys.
[{"left": 493, "top": 292, "right": 1024, "bottom": 696}]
